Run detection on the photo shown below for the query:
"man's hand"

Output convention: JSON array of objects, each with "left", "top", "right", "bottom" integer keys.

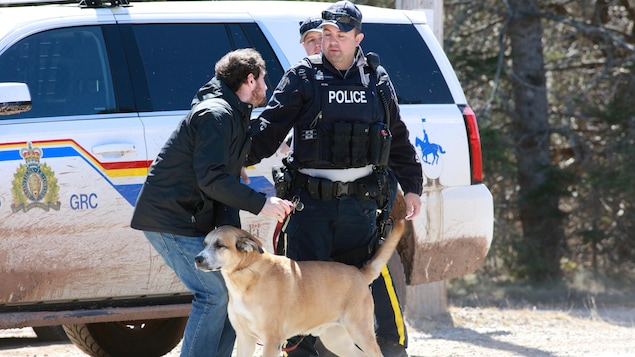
[
  {"left": 403, "top": 192, "right": 421, "bottom": 220},
  {"left": 260, "top": 197, "right": 294, "bottom": 223},
  {"left": 240, "top": 167, "right": 250, "bottom": 184}
]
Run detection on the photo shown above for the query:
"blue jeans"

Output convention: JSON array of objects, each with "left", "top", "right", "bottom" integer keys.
[{"left": 144, "top": 231, "right": 235, "bottom": 357}]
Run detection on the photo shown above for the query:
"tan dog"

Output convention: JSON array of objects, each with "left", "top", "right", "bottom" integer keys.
[{"left": 194, "top": 220, "right": 404, "bottom": 357}]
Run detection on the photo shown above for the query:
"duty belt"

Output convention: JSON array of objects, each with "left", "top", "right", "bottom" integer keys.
[{"left": 294, "top": 172, "right": 372, "bottom": 201}]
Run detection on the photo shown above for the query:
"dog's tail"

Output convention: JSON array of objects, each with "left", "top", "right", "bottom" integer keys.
[{"left": 361, "top": 219, "right": 405, "bottom": 285}]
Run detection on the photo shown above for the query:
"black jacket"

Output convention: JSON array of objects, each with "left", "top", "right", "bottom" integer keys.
[
  {"left": 248, "top": 49, "right": 423, "bottom": 196},
  {"left": 131, "top": 77, "right": 266, "bottom": 236}
]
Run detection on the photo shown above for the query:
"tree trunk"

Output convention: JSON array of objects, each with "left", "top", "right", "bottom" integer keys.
[{"left": 508, "top": 0, "right": 566, "bottom": 279}]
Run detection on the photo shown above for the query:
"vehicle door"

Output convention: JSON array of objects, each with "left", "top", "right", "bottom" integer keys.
[{"left": 0, "top": 23, "right": 184, "bottom": 304}]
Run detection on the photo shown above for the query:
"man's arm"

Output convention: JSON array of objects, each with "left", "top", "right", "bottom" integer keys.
[
  {"left": 247, "top": 64, "right": 310, "bottom": 166},
  {"left": 193, "top": 107, "right": 266, "bottom": 215}
]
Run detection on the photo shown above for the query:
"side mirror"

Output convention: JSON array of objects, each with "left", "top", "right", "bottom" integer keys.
[{"left": 0, "top": 82, "right": 32, "bottom": 115}]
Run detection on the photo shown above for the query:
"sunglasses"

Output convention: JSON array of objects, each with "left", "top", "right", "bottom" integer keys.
[{"left": 321, "top": 10, "right": 361, "bottom": 27}]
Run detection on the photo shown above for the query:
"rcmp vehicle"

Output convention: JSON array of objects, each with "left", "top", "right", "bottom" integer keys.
[{"left": 0, "top": 0, "right": 494, "bottom": 355}]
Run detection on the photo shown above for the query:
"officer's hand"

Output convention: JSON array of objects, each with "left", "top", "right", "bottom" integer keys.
[
  {"left": 260, "top": 197, "right": 293, "bottom": 222},
  {"left": 404, "top": 192, "right": 421, "bottom": 220}
]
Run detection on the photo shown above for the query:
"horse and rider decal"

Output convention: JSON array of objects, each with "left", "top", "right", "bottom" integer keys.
[{"left": 415, "top": 119, "right": 446, "bottom": 166}]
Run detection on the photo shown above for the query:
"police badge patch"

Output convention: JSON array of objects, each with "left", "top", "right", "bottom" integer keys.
[
  {"left": 276, "top": 76, "right": 291, "bottom": 91},
  {"left": 301, "top": 129, "right": 317, "bottom": 140},
  {"left": 11, "top": 142, "right": 61, "bottom": 212}
]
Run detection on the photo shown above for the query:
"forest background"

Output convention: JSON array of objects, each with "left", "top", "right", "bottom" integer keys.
[{"left": 343, "top": 0, "right": 635, "bottom": 292}]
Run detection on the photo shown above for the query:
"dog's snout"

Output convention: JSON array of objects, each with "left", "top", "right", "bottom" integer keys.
[{"left": 194, "top": 255, "right": 205, "bottom": 265}]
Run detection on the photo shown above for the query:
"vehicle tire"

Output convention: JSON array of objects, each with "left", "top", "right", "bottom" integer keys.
[
  {"left": 63, "top": 317, "right": 187, "bottom": 357},
  {"left": 32, "top": 325, "right": 69, "bottom": 341}
]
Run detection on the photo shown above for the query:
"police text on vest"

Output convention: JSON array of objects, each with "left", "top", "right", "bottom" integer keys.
[{"left": 328, "top": 90, "right": 367, "bottom": 104}]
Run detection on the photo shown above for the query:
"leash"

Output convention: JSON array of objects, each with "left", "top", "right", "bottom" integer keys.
[
  {"left": 272, "top": 217, "right": 285, "bottom": 252},
  {"left": 256, "top": 335, "right": 305, "bottom": 352},
  {"left": 272, "top": 198, "right": 304, "bottom": 253},
  {"left": 267, "top": 199, "right": 306, "bottom": 352}
]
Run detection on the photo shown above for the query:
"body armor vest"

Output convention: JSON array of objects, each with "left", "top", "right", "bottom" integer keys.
[{"left": 291, "top": 59, "right": 390, "bottom": 169}]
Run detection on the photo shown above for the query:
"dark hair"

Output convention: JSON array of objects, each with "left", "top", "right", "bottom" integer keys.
[{"left": 215, "top": 48, "right": 266, "bottom": 92}]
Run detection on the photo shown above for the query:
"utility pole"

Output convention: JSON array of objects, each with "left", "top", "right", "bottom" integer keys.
[
  {"left": 396, "top": 0, "right": 443, "bottom": 44},
  {"left": 394, "top": 0, "right": 449, "bottom": 320}
]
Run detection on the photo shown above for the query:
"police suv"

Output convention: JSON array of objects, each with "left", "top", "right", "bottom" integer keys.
[{"left": 0, "top": 0, "right": 494, "bottom": 355}]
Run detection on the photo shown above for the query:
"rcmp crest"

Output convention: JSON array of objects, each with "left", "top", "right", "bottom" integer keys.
[{"left": 11, "top": 142, "right": 61, "bottom": 212}]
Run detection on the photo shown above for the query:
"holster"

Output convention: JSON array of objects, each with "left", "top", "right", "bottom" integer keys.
[
  {"left": 373, "top": 167, "right": 392, "bottom": 210},
  {"left": 368, "top": 122, "right": 392, "bottom": 166},
  {"left": 355, "top": 173, "right": 380, "bottom": 201},
  {"left": 377, "top": 216, "right": 394, "bottom": 242},
  {"left": 272, "top": 165, "right": 295, "bottom": 199}
]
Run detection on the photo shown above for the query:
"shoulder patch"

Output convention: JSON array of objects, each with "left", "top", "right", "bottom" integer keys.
[{"left": 276, "top": 76, "right": 291, "bottom": 92}]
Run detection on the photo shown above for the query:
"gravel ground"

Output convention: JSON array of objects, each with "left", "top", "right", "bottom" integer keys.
[
  {"left": 3, "top": 274, "right": 635, "bottom": 356},
  {"left": 412, "top": 305, "right": 635, "bottom": 356},
  {"left": 1, "top": 304, "right": 634, "bottom": 356}
]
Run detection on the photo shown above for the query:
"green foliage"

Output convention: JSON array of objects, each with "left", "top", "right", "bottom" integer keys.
[
  {"left": 519, "top": 165, "right": 573, "bottom": 218},
  {"left": 446, "top": 47, "right": 501, "bottom": 84},
  {"left": 479, "top": 123, "right": 512, "bottom": 166},
  {"left": 510, "top": 239, "right": 554, "bottom": 281},
  {"left": 446, "top": 0, "right": 635, "bottom": 281}
]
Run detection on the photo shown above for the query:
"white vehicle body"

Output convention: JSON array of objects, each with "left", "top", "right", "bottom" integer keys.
[{"left": 0, "top": 1, "right": 492, "bottom": 354}]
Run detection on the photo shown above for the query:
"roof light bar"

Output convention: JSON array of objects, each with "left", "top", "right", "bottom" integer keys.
[{"left": 79, "top": 0, "right": 128, "bottom": 8}]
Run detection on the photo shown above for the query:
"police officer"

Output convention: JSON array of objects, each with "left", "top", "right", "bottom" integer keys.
[
  {"left": 299, "top": 17, "right": 323, "bottom": 56},
  {"left": 248, "top": 2, "right": 423, "bottom": 356},
  {"left": 279, "top": 17, "right": 324, "bottom": 156}
]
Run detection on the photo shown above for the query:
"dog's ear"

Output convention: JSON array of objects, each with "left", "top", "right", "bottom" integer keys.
[{"left": 236, "top": 235, "right": 265, "bottom": 254}]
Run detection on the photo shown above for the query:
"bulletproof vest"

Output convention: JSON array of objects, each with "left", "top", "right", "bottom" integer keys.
[{"left": 291, "top": 58, "right": 389, "bottom": 169}]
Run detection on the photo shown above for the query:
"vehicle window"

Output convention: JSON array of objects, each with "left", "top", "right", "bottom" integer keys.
[
  {"left": 230, "top": 23, "right": 285, "bottom": 95},
  {"left": 362, "top": 23, "right": 453, "bottom": 104},
  {"left": 0, "top": 26, "right": 116, "bottom": 119},
  {"left": 131, "top": 23, "right": 284, "bottom": 112}
]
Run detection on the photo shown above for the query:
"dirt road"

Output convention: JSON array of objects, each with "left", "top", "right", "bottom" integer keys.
[{"left": 1, "top": 304, "right": 634, "bottom": 356}]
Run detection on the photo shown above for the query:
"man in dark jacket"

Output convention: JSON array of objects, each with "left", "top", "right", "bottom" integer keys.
[
  {"left": 131, "top": 48, "right": 292, "bottom": 357},
  {"left": 247, "top": 2, "right": 422, "bottom": 356}
]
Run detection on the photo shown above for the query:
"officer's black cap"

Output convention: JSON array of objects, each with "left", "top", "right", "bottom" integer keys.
[
  {"left": 299, "top": 17, "right": 323, "bottom": 43},
  {"left": 320, "top": 0, "right": 362, "bottom": 33}
]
